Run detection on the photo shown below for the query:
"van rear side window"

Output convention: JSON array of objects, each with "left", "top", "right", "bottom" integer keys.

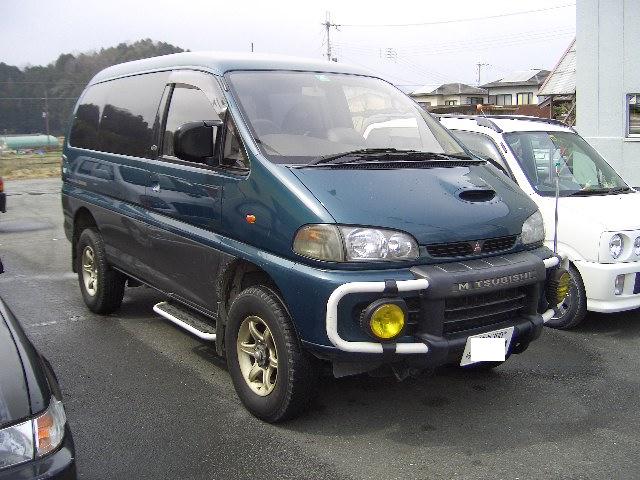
[
  {"left": 69, "top": 72, "right": 168, "bottom": 158},
  {"left": 69, "top": 83, "right": 108, "bottom": 150}
]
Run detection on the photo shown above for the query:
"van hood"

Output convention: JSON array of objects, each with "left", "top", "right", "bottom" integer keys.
[
  {"left": 537, "top": 192, "right": 640, "bottom": 261},
  {"left": 291, "top": 164, "right": 537, "bottom": 245},
  {"left": 539, "top": 191, "right": 640, "bottom": 232}
]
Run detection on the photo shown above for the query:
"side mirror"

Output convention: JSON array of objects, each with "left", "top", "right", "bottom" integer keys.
[{"left": 174, "top": 120, "right": 222, "bottom": 164}]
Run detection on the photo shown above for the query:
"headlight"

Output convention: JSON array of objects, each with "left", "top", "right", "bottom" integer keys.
[
  {"left": 292, "top": 224, "right": 419, "bottom": 262},
  {"left": 0, "top": 419, "right": 33, "bottom": 469},
  {"left": 0, "top": 397, "right": 66, "bottom": 469},
  {"left": 634, "top": 236, "right": 640, "bottom": 256},
  {"left": 340, "top": 227, "right": 418, "bottom": 261},
  {"left": 609, "top": 234, "right": 623, "bottom": 259},
  {"left": 521, "top": 210, "right": 545, "bottom": 245}
]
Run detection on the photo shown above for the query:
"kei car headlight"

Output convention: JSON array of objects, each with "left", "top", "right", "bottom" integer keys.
[
  {"left": 0, "top": 397, "right": 66, "bottom": 469},
  {"left": 609, "top": 234, "right": 624, "bottom": 259},
  {"left": 293, "top": 224, "right": 419, "bottom": 262},
  {"left": 521, "top": 210, "right": 545, "bottom": 245}
]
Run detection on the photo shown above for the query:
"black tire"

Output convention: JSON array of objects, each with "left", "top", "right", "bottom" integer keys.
[
  {"left": 545, "top": 265, "right": 587, "bottom": 330},
  {"left": 76, "top": 228, "right": 126, "bottom": 314},
  {"left": 225, "top": 286, "right": 319, "bottom": 422}
]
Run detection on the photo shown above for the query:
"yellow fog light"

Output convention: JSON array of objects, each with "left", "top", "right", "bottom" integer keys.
[
  {"left": 361, "top": 300, "right": 406, "bottom": 340},
  {"left": 546, "top": 269, "right": 571, "bottom": 306}
]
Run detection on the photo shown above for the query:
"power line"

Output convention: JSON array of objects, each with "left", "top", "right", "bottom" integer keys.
[
  {"left": 337, "top": 3, "right": 575, "bottom": 27},
  {"left": 332, "top": 26, "right": 575, "bottom": 56},
  {"left": 0, "top": 81, "right": 86, "bottom": 85},
  {"left": 0, "top": 97, "right": 77, "bottom": 100}
]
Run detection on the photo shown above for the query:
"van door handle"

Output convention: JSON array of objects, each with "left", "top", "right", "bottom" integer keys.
[{"left": 151, "top": 182, "right": 161, "bottom": 193}]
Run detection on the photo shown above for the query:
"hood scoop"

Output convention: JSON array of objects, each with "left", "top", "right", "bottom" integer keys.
[{"left": 458, "top": 188, "right": 496, "bottom": 202}]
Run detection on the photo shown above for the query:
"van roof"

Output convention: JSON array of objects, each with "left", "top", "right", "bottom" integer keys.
[
  {"left": 438, "top": 114, "right": 574, "bottom": 134},
  {"left": 89, "top": 51, "right": 372, "bottom": 85}
]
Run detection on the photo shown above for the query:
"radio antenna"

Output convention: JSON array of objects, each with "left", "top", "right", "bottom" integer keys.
[{"left": 553, "top": 158, "right": 560, "bottom": 253}]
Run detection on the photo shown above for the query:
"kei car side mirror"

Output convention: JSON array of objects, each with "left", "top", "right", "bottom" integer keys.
[{"left": 174, "top": 120, "right": 222, "bottom": 165}]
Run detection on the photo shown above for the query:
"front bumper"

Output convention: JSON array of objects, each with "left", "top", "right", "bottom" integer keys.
[
  {"left": 576, "top": 260, "right": 640, "bottom": 313},
  {"left": 309, "top": 249, "right": 561, "bottom": 367},
  {"left": 0, "top": 425, "right": 76, "bottom": 480}
]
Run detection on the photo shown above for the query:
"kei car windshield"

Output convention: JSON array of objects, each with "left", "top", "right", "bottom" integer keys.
[
  {"left": 504, "top": 130, "right": 628, "bottom": 196},
  {"left": 226, "top": 71, "right": 466, "bottom": 163}
]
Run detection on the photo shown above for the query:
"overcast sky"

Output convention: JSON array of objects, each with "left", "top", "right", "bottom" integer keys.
[{"left": 1, "top": 0, "right": 575, "bottom": 89}]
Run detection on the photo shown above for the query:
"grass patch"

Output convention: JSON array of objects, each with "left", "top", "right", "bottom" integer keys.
[{"left": 0, "top": 151, "right": 61, "bottom": 179}]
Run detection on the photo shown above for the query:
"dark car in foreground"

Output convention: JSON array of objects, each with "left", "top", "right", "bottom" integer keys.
[{"left": 0, "top": 298, "right": 76, "bottom": 479}]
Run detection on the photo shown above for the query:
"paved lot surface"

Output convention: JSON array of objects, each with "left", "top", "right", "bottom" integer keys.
[{"left": 2, "top": 178, "right": 640, "bottom": 480}]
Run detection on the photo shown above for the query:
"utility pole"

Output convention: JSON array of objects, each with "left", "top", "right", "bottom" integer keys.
[
  {"left": 323, "top": 12, "right": 339, "bottom": 62},
  {"left": 251, "top": 42, "right": 254, "bottom": 53},
  {"left": 476, "top": 62, "right": 489, "bottom": 85},
  {"left": 43, "top": 89, "right": 50, "bottom": 148}
]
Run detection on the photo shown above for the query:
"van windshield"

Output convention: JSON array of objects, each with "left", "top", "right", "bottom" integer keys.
[
  {"left": 504, "top": 131, "right": 629, "bottom": 196},
  {"left": 226, "top": 71, "right": 465, "bottom": 164}
]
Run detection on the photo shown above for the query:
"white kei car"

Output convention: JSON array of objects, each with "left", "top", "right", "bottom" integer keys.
[{"left": 440, "top": 114, "right": 640, "bottom": 328}]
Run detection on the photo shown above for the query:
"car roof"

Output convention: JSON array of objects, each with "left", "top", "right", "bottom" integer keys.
[
  {"left": 439, "top": 115, "right": 574, "bottom": 134},
  {"left": 89, "top": 51, "right": 372, "bottom": 85}
]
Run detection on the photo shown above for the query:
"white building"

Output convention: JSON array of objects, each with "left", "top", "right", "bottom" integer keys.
[
  {"left": 481, "top": 69, "right": 550, "bottom": 106},
  {"left": 577, "top": 0, "right": 640, "bottom": 185}
]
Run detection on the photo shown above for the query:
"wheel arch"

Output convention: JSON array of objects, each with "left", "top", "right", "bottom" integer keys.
[
  {"left": 71, "top": 207, "right": 98, "bottom": 273},
  {"left": 215, "top": 257, "right": 293, "bottom": 356}
]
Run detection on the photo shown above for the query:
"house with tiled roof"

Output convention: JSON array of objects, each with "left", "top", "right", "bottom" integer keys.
[
  {"left": 481, "top": 69, "right": 550, "bottom": 106},
  {"left": 409, "top": 83, "right": 487, "bottom": 108}
]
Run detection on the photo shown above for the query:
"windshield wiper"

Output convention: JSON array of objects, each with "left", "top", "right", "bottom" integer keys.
[
  {"left": 305, "top": 148, "right": 475, "bottom": 167},
  {"left": 566, "top": 186, "right": 632, "bottom": 196}
]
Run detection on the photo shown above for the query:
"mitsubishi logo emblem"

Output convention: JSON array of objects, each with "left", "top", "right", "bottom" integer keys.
[{"left": 472, "top": 241, "right": 482, "bottom": 253}]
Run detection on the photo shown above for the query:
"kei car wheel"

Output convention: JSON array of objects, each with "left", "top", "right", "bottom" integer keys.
[
  {"left": 225, "top": 285, "right": 319, "bottom": 422},
  {"left": 546, "top": 265, "right": 587, "bottom": 330},
  {"left": 76, "top": 228, "right": 126, "bottom": 314}
]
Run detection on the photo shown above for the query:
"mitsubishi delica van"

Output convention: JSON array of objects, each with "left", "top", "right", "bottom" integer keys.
[
  {"left": 62, "top": 53, "right": 567, "bottom": 422},
  {"left": 440, "top": 114, "right": 640, "bottom": 329}
]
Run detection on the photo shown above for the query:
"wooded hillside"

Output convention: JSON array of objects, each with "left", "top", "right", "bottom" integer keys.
[{"left": 0, "top": 39, "right": 185, "bottom": 136}]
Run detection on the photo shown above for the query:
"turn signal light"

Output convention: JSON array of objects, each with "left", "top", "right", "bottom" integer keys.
[
  {"left": 360, "top": 299, "right": 407, "bottom": 341},
  {"left": 546, "top": 269, "right": 571, "bottom": 306}
]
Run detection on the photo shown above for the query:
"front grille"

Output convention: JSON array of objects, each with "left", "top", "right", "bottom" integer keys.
[
  {"left": 443, "top": 287, "right": 528, "bottom": 335},
  {"left": 426, "top": 235, "right": 517, "bottom": 258},
  {"left": 483, "top": 236, "right": 518, "bottom": 253}
]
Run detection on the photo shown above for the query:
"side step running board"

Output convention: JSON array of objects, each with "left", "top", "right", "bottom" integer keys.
[{"left": 153, "top": 301, "right": 216, "bottom": 341}]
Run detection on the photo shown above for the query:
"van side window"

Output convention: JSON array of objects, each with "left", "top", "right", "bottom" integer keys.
[
  {"left": 452, "top": 130, "right": 509, "bottom": 173},
  {"left": 163, "top": 85, "right": 221, "bottom": 158},
  {"left": 222, "top": 115, "right": 249, "bottom": 170},
  {"left": 99, "top": 73, "right": 169, "bottom": 158},
  {"left": 69, "top": 73, "right": 168, "bottom": 157},
  {"left": 69, "top": 83, "right": 108, "bottom": 150}
]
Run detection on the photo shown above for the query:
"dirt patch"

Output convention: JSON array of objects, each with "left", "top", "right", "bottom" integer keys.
[{"left": 0, "top": 152, "right": 61, "bottom": 179}]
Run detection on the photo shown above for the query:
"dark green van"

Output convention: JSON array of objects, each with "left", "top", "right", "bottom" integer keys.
[{"left": 62, "top": 52, "right": 568, "bottom": 422}]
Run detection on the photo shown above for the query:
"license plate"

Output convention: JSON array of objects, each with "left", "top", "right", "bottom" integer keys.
[{"left": 460, "top": 326, "right": 514, "bottom": 366}]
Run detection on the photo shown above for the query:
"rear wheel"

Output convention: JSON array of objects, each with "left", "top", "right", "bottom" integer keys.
[
  {"left": 546, "top": 265, "right": 586, "bottom": 330},
  {"left": 76, "top": 228, "right": 126, "bottom": 314},
  {"left": 225, "top": 286, "right": 319, "bottom": 422}
]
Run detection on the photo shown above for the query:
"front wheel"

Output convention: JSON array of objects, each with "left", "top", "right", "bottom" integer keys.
[
  {"left": 545, "top": 264, "right": 587, "bottom": 329},
  {"left": 225, "top": 286, "right": 319, "bottom": 422}
]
